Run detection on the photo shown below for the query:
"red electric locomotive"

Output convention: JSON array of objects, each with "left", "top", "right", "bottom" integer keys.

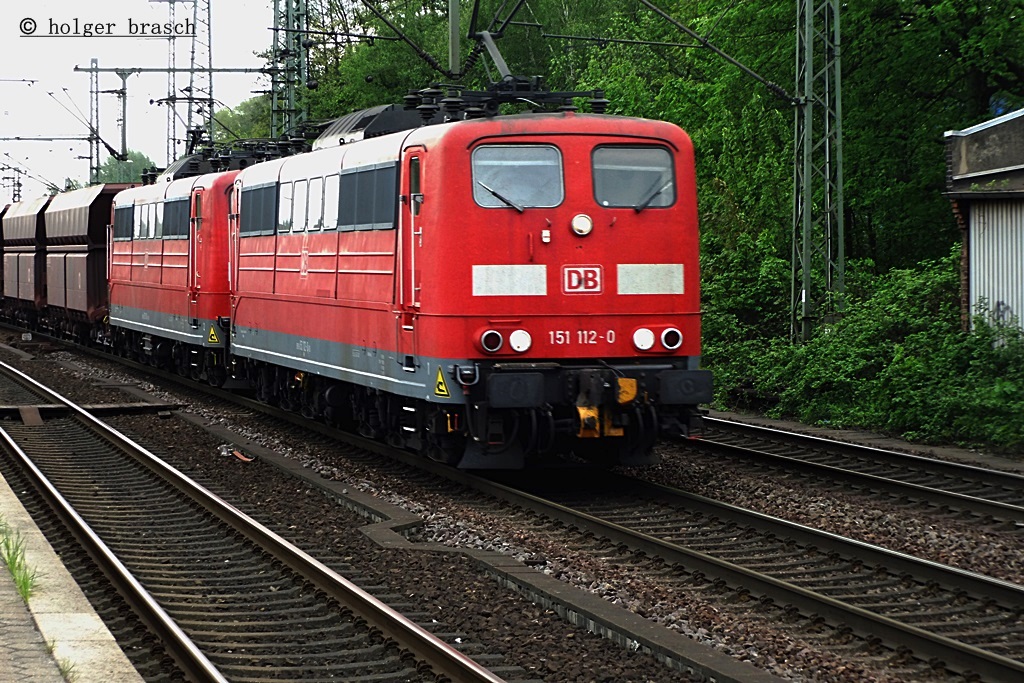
[
  {"left": 108, "top": 170, "right": 237, "bottom": 382},
  {"left": 228, "top": 108, "right": 711, "bottom": 468}
]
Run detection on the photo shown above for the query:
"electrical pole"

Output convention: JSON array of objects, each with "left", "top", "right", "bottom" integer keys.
[
  {"left": 272, "top": 0, "right": 308, "bottom": 138},
  {"left": 75, "top": 63, "right": 266, "bottom": 167},
  {"left": 792, "top": 0, "right": 845, "bottom": 341},
  {"left": 89, "top": 58, "right": 101, "bottom": 185},
  {"left": 1, "top": 166, "right": 25, "bottom": 202},
  {"left": 186, "top": 0, "right": 214, "bottom": 141},
  {"left": 449, "top": 0, "right": 460, "bottom": 77}
]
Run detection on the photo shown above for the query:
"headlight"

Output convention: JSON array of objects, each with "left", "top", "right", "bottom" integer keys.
[
  {"left": 480, "top": 329, "right": 503, "bottom": 353},
  {"left": 570, "top": 213, "right": 593, "bottom": 236},
  {"left": 661, "top": 327, "right": 683, "bottom": 350},
  {"left": 509, "top": 329, "right": 532, "bottom": 352},
  {"left": 632, "top": 328, "right": 655, "bottom": 351}
]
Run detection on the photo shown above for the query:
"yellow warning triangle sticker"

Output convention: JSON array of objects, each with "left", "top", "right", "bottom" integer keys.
[
  {"left": 434, "top": 367, "right": 451, "bottom": 397},
  {"left": 208, "top": 326, "right": 221, "bottom": 344}
]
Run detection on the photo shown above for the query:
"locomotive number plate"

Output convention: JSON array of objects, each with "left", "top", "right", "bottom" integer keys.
[{"left": 548, "top": 330, "right": 616, "bottom": 345}]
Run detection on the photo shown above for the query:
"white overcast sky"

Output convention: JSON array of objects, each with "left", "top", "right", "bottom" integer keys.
[{"left": 1, "top": 0, "right": 275, "bottom": 203}]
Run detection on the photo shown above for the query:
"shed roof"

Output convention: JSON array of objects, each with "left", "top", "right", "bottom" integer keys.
[{"left": 945, "top": 107, "right": 1024, "bottom": 197}]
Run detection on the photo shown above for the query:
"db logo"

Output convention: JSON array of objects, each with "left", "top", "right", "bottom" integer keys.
[{"left": 562, "top": 265, "right": 603, "bottom": 294}]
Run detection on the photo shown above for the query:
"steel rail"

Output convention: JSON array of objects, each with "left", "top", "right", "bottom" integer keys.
[
  {"left": 0, "top": 360, "right": 507, "bottom": 683},
  {"left": 700, "top": 417, "right": 1024, "bottom": 523},
  {"left": 705, "top": 416, "right": 1024, "bottom": 489}
]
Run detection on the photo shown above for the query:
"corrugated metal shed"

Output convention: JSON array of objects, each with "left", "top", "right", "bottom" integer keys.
[
  {"left": 945, "top": 109, "right": 1024, "bottom": 328},
  {"left": 969, "top": 201, "right": 1024, "bottom": 325}
]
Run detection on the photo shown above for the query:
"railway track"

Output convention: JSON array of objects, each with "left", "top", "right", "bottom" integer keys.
[
  {"left": 13, "top": 338, "right": 1024, "bottom": 681},
  {"left": 466, "top": 467, "right": 1024, "bottom": 682},
  {"left": 0, "top": 359, "right": 524, "bottom": 683},
  {"left": 694, "top": 416, "right": 1024, "bottom": 525}
]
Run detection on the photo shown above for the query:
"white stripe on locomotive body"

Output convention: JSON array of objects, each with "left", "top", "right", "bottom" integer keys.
[
  {"left": 239, "top": 156, "right": 288, "bottom": 189},
  {"left": 470, "top": 263, "right": 686, "bottom": 296},
  {"left": 616, "top": 263, "right": 684, "bottom": 295},
  {"left": 108, "top": 303, "right": 224, "bottom": 347},
  {"left": 471, "top": 264, "right": 548, "bottom": 296},
  {"left": 230, "top": 325, "right": 467, "bottom": 404},
  {"left": 278, "top": 146, "right": 346, "bottom": 182}
]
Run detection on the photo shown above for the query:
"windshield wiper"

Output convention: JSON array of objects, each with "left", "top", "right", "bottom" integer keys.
[
  {"left": 478, "top": 181, "right": 524, "bottom": 213},
  {"left": 634, "top": 178, "right": 673, "bottom": 213}
]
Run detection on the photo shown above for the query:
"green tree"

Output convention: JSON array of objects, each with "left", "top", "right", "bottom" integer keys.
[
  {"left": 98, "top": 150, "right": 156, "bottom": 183},
  {"left": 213, "top": 95, "right": 272, "bottom": 142}
]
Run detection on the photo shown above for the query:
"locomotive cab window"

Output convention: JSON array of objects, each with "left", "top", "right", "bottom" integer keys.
[
  {"left": 593, "top": 146, "right": 675, "bottom": 210},
  {"left": 471, "top": 145, "right": 563, "bottom": 209}
]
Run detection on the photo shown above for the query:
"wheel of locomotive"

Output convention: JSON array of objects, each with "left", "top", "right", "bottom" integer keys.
[
  {"left": 353, "top": 387, "right": 384, "bottom": 439},
  {"left": 205, "top": 353, "right": 227, "bottom": 387},
  {"left": 423, "top": 406, "right": 465, "bottom": 465}
]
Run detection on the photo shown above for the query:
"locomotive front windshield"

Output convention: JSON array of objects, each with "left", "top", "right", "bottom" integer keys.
[
  {"left": 593, "top": 146, "right": 675, "bottom": 209},
  {"left": 471, "top": 145, "right": 563, "bottom": 209}
]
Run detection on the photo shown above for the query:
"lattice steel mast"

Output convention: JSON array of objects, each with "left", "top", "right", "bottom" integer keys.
[
  {"left": 186, "top": 0, "right": 214, "bottom": 142},
  {"left": 89, "top": 58, "right": 101, "bottom": 184},
  {"left": 271, "top": 0, "right": 309, "bottom": 138},
  {"left": 792, "top": 0, "right": 845, "bottom": 340}
]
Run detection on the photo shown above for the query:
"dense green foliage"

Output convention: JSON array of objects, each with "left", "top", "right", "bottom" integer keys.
[
  {"left": 708, "top": 252, "right": 1024, "bottom": 450},
  {"left": 227, "top": 1, "right": 1024, "bottom": 450},
  {"left": 213, "top": 95, "right": 272, "bottom": 142}
]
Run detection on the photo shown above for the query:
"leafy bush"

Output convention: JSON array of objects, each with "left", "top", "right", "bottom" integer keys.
[{"left": 705, "top": 249, "right": 1024, "bottom": 453}]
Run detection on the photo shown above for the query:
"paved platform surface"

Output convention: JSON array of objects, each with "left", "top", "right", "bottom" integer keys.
[{"left": 0, "top": 469, "right": 144, "bottom": 683}]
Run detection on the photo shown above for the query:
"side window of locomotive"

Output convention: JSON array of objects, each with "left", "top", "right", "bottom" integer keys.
[
  {"left": 308, "top": 177, "right": 324, "bottom": 231},
  {"left": 471, "top": 145, "right": 563, "bottom": 209},
  {"left": 240, "top": 184, "right": 279, "bottom": 236},
  {"left": 278, "top": 182, "right": 293, "bottom": 232},
  {"left": 135, "top": 203, "right": 150, "bottom": 239},
  {"left": 592, "top": 146, "right": 675, "bottom": 209},
  {"left": 339, "top": 162, "right": 398, "bottom": 231},
  {"left": 163, "top": 199, "right": 189, "bottom": 238},
  {"left": 374, "top": 163, "right": 397, "bottom": 229},
  {"left": 151, "top": 202, "right": 162, "bottom": 237},
  {"left": 323, "top": 175, "right": 339, "bottom": 230},
  {"left": 293, "top": 179, "right": 308, "bottom": 232},
  {"left": 113, "top": 206, "right": 133, "bottom": 241}
]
